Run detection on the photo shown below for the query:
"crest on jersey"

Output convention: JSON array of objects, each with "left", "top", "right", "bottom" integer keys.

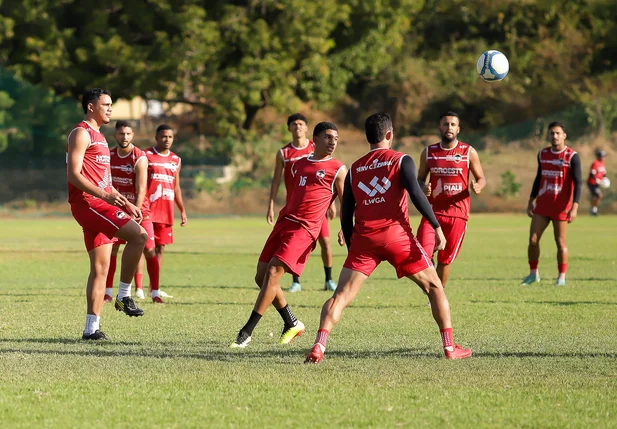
[
  {"left": 316, "top": 169, "right": 326, "bottom": 179},
  {"left": 453, "top": 153, "right": 463, "bottom": 163},
  {"left": 116, "top": 211, "right": 127, "bottom": 219}
]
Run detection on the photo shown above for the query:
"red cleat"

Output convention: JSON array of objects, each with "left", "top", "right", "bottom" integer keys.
[
  {"left": 305, "top": 343, "right": 325, "bottom": 364},
  {"left": 444, "top": 344, "right": 472, "bottom": 360},
  {"left": 152, "top": 296, "right": 165, "bottom": 304},
  {"left": 103, "top": 294, "right": 113, "bottom": 303}
]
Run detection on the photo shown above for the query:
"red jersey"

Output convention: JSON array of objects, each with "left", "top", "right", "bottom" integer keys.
[
  {"left": 281, "top": 155, "right": 345, "bottom": 240},
  {"left": 67, "top": 121, "right": 112, "bottom": 205},
  {"left": 110, "top": 146, "right": 150, "bottom": 216},
  {"left": 425, "top": 141, "right": 472, "bottom": 220},
  {"left": 535, "top": 146, "right": 577, "bottom": 213},
  {"left": 280, "top": 140, "right": 315, "bottom": 204},
  {"left": 146, "top": 147, "right": 181, "bottom": 225},
  {"left": 349, "top": 148, "right": 410, "bottom": 236},
  {"left": 588, "top": 159, "right": 606, "bottom": 185}
]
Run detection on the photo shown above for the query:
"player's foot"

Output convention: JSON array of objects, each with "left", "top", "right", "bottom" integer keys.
[
  {"left": 521, "top": 272, "right": 540, "bottom": 285},
  {"left": 114, "top": 296, "right": 144, "bottom": 317},
  {"left": 444, "top": 344, "right": 472, "bottom": 360},
  {"left": 555, "top": 278, "right": 566, "bottom": 286},
  {"left": 305, "top": 343, "right": 325, "bottom": 364},
  {"left": 152, "top": 296, "right": 165, "bottom": 304},
  {"left": 279, "top": 320, "right": 305, "bottom": 344},
  {"left": 150, "top": 290, "right": 174, "bottom": 299},
  {"left": 103, "top": 294, "right": 113, "bottom": 303},
  {"left": 82, "top": 330, "right": 109, "bottom": 341},
  {"left": 324, "top": 279, "right": 337, "bottom": 292},
  {"left": 135, "top": 288, "right": 145, "bottom": 300},
  {"left": 288, "top": 282, "right": 302, "bottom": 293},
  {"left": 230, "top": 331, "right": 252, "bottom": 348}
]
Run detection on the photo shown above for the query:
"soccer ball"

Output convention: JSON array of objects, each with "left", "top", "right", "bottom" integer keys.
[
  {"left": 598, "top": 177, "right": 611, "bottom": 189},
  {"left": 477, "top": 50, "right": 509, "bottom": 81}
]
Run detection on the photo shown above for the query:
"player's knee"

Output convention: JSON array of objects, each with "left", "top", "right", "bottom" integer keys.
[
  {"left": 144, "top": 248, "right": 156, "bottom": 259},
  {"left": 556, "top": 238, "right": 567, "bottom": 250},
  {"left": 529, "top": 235, "right": 540, "bottom": 246},
  {"left": 254, "top": 272, "right": 265, "bottom": 288}
]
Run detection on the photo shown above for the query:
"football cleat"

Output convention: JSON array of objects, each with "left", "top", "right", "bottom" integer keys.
[
  {"left": 134, "top": 288, "right": 145, "bottom": 300},
  {"left": 150, "top": 290, "right": 173, "bottom": 299},
  {"left": 115, "top": 296, "right": 144, "bottom": 317},
  {"left": 444, "top": 344, "right": 472, "bottom": 360},
  {"left": 521, "top": 272, "right": 540, "bottom": 286},
  {"left": 324, "top": 280, "right": 337, "bottom": 292},
  {"left": 152, "top": 296, "right": 164, "bottom": 304},
  {"left": 230, "top": 331, "right": 252, "bottom": 348},
  {"left": 555, "top": 278, "right": 566, "bottom": 287},
  {"left": 288, "top": 282, "right": 302, "bottom": 293},
  {"left": 305, "top": 343, "right": 325, "bottom": 364},
  {"left": 279, "top": 320, "right": 305, "bottom": 345},
  {"left": 103, "top": 294, "right": 113, "bottom": 303},
  {"left": 82, "top": 330, "right": 109, "bottom": 341}
]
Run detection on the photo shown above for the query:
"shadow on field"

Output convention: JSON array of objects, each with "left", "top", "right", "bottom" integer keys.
[
  {"left": 470, "top": 300, "right": 616, "bottom": 306},
  {"left": 0, "top": 338, "right": 143, "bottom": 346}
]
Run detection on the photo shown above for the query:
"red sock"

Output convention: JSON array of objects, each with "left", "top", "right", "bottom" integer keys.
[
  {"left": 529, "top": 260, "right": 539, "bottom": 270},
  {"left": 558, "top": 263, "right": 568, "bottom": 274},
  {"left": 146, "top": 256, "right": 160, "bottom": 291},
  {"left": 315, "top": 329, "right": 330, "bottom": 347},
  {"left": 440, "top": 328, "right": 453, "bottom": 349},
  {"left": 106, "top": 255, "right": 117, "bottom": 290},
  {"left": 134, "top": 273, "right": 143, "bottom": 290}
]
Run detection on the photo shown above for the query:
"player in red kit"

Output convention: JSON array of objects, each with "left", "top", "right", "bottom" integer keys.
[
  {"left": 67, "top": 89, "right": 147, "bottom": 341},
  {"left": 266, "top": 113, "right": 338, "bottom": 293},
  {"left": 588, "top": 149, "right": 607, "bottom": 216},
  {"left": 521, "top": 121, "right": 582, "bottom": 286},
  {"left": 231, "top": 122, "right": 347, "bottom": 348},
  {"left": 306, "top": 113, "right": 472, "bottom": 363},
  {"left": 105, "top": 121, "right": 162, "bottom": 303},
  {"left": 416, "top": 112, "right": 486, "bottom": 288},
  {"left": 145, "top": 124, "right": 188, "bottom": 301}
]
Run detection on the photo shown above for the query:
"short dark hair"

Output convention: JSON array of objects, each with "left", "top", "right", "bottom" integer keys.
[
  {"left": 439, "top": 111, "right": 459, "bottom": 122},
  {"left": 365, "top": 113, "right": 393, "bottom": 144},
  {"left": 287, "top": 113, "right": 308, "bottom": 127},
  {"left": 548, "top": 121, "right": 566, "bottom": 132},
  {"left": 82, "top": 88, "right": 111, "bottom": 114},
  {"left": 313, "top": 121, "right": 338, "bottom": 137},
  {"left": 115, "top": 120, "right": 132, "bottom": 130},
  {"left": 156, "top": 124, "right": 173, "bottom": 135}
]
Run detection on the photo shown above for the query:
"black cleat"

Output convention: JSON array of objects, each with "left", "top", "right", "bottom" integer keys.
[
  {"left": 82, "top": 330, "right": 109, "bottom": 341},
  {"left": 115, "top": 296, "right": 144, "bottom": 317}
]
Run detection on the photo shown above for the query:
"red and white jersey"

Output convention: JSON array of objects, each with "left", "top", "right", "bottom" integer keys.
[
  {"left": 349, "top": 148, "right": 410, "bottom": 236},
  {"left": 281, "top": 155, "right": 345, "bottom": 240},
  {"left": 280, "top": 140, "right": 315, "bottom": 204},
  {"left": 67, "top": 121, "right": 112, "bottom": 205},
  {"left": 588, "top": 159, "right": 606, "bottom": 185},
  {"left": 425, "top": 141, "right": 472, "bottom": 220},
  {"left": 145, "top": 147, "right": 181, "bottom": 225},
  {"left": 535, "top": 146, "right": 577, "bottom": 213},
  {"left": 110, "top": 146, "right": 150, "bottom": 216}
]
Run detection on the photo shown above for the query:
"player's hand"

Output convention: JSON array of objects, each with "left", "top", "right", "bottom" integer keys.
[
  {"left": 434, "top": 227, "right": 447, "bottom": 251},
  {"left": 337, "top": 230, "right": 345, "bottom": 247},
  {"left": 102, "top": 190, "right": 129, "bottom": 207},
  {"left": 180, "top": 211, "right": 188, "bottom": 227},
  {"left": 327, "top": 205, "right": 337, "bottom": 220},
  {"left": 471, "top": 180, "right": 482, "bottom": 194},
  {"left": 567, "top": 207, "right": 578, "bottom": 223},
  {"left": 266, "top": 207, "right": 275, "bottom": 225},
  {"left": 527, "top": 200, "right": 535, "bottom": 218},
  {"left": 124, "top": 202, "right": 143, "bottom": 224},
  {"left": 424, "top": 183, "right": 431, "bottom": 197}
]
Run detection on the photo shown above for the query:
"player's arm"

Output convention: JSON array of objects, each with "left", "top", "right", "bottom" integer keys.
[
  {"left": 528, "top": 152, "right": 542, "bottom": 217},
  {"left": 267, "top": 149, "right": 285, "bottom": 225},
  {"left": 400, "top": 155, "right": 446, "bottom": 250},
  {"left": 174, "top": 161, "right": 188, "bottom": 226},
  {"left": 568, "top": 153, "right": 582, "bottom": 222},
  {"left": 340, "top": 171, "right": 355, "bottom": 250},
  {"left": 67, "top": 128, "right": 127, "bottom": 207},
  {"left": 332, "top": 165, "right": 348, "bottom": 247},
  {"left": 416, "top": 147, "right": 431, "bottom": 196},
  {"left": 134, "top": 156, "right": 148, "bottom": 210},
  {"left": 469, "top": 147, "right": 487, "bottom": 194}
]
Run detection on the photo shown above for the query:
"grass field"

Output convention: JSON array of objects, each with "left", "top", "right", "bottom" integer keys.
[{"left": 1, "top": 215, "right": 616, "bottom": 428}]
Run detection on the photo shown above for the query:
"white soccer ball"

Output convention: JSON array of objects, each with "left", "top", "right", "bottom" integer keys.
[
  {"left": 477, "top": 50, "right": 509, "bottom": 82},
  {"left": 598, "top": 177, "right": 611, "bottom": 189}
]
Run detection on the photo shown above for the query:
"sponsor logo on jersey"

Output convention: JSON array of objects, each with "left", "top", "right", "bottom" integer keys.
[
  {"left": 111, "top": 164, "right": 134, "bottom": 174},
  {"left": 430, "top": 167, "right": 463, "bottom": 176},
  {"left": 121, "top": 192, "right": 136, "bottom": 202},
  {"left": 541, "top": 170, "right": 563, "bottom": 178},
  {"left": 97, "top": 170, "right": 111, "bottom": 190},
  {"left": 112, "top": 176, "right": 133, "bottom": 186},
  {"left": 541, "top": 158, "right": 567, "bottom": 167},
  {"left": 449, "top": 153, "right": 463, "bottom": 163},
  {"left": 538, "top": 181, "right": 563, "bottom": 196},
  {"left": 115, "top": 211, "right": 127, "bottom": 219},
  {"left": 95, "top": 155, "right": 110, "bottom": 164},
  {"left": 151, "top": 173, "right": 175, "bottom": 184},
  {"left": 443, "top": 182, "right": 463, "bottom": 193},
  {"left": 149, "top": 185, "right": 176, "bottom": 202},
  {"left": 355, "top": 158, "right": 393, "bottom": 173},
  {"left": 149, "top": 162, "right": 179, "bottom": 172},
  {"left": 316, "top": 169, "right": 326, "bottom": 179},
  {"left": 358, "top": 176, "right": 391, "bottom": 204}
]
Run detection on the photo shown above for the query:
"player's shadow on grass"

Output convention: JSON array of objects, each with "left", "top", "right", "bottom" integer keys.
[
  {"left": 0, "top": 338, "right": 144, "bottom": 346},
  {"left": 470, "top": 299, "right": 616, "bottom": 306},
  {"left": 166, "top": 284, "right": 258, "bottom": 291}
]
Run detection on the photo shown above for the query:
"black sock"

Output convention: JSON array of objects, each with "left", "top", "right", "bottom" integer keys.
[
  {"left": 324, "top": 266, "right": 332, "bottom": 282},
  {"left": 240, "top": 311, "right": 262, "bottom": 336},
  {"left": 292, "top": 275, "right": 300, "bottom": 283},
  {"left": 277, "top": 305, "right": 298, "bottom": 328}
]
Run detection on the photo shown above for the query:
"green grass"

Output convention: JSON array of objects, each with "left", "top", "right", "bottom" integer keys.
[{"left": 1, "top": 215, "right": 616, "bottom": 428}]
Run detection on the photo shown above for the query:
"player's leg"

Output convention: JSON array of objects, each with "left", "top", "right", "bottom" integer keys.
[
  {"left": 553, "top": 220, "right": 569, "bottom": 286},
  {"left": 141, "top": 220, "right": 163, "bottom": 302},
  {"left": 318, "top": 218, "right": 336, "bottom": 292},
  {"left": 522, "top": 214, "right": 551, "bottom": 285},
  {"left": 83, "top": 242, "right": 113, "bottom": 340},
  {"left": 105, "top": 244, "right": 121, "bottom": 302},
  {"left": 134, "top": 254, "right": 145, "bottom": 298},
  {"left": 114, "top": 220, "right": 148, "bottom": 316},
  {"left": 152, "top": 222, "right": 174, "bottom": 298},
  {"left": 254, "top": 260, "right": 288, "bottom": 310},
  {"left": 436, "top": 217, "right": 467, "bottom": 288}
]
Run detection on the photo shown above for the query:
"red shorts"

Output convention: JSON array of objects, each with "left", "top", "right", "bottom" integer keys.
[
  {"left": 70, "top": 200, "right": 132, "bottom": 252},
  {"left": 153, "top": 223, "right": 173, "bottom": 246},
  {"left": 343, "top": 226, "right": 432, "bottom": 278},
  {"left": 115, "top": 219, "right": 155, "bottom": 250},
  {"left": 259, "top": 218, "right": 317, "bottom": 277},
  {"left": 533, "top": 205, "right": 569, "bottom": 222},
  {"left": 319, "top": 216, "right": 330, "bottom": 239},
  {"left": 417, "top": 215, "right": 467, "bottom": 265}
]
